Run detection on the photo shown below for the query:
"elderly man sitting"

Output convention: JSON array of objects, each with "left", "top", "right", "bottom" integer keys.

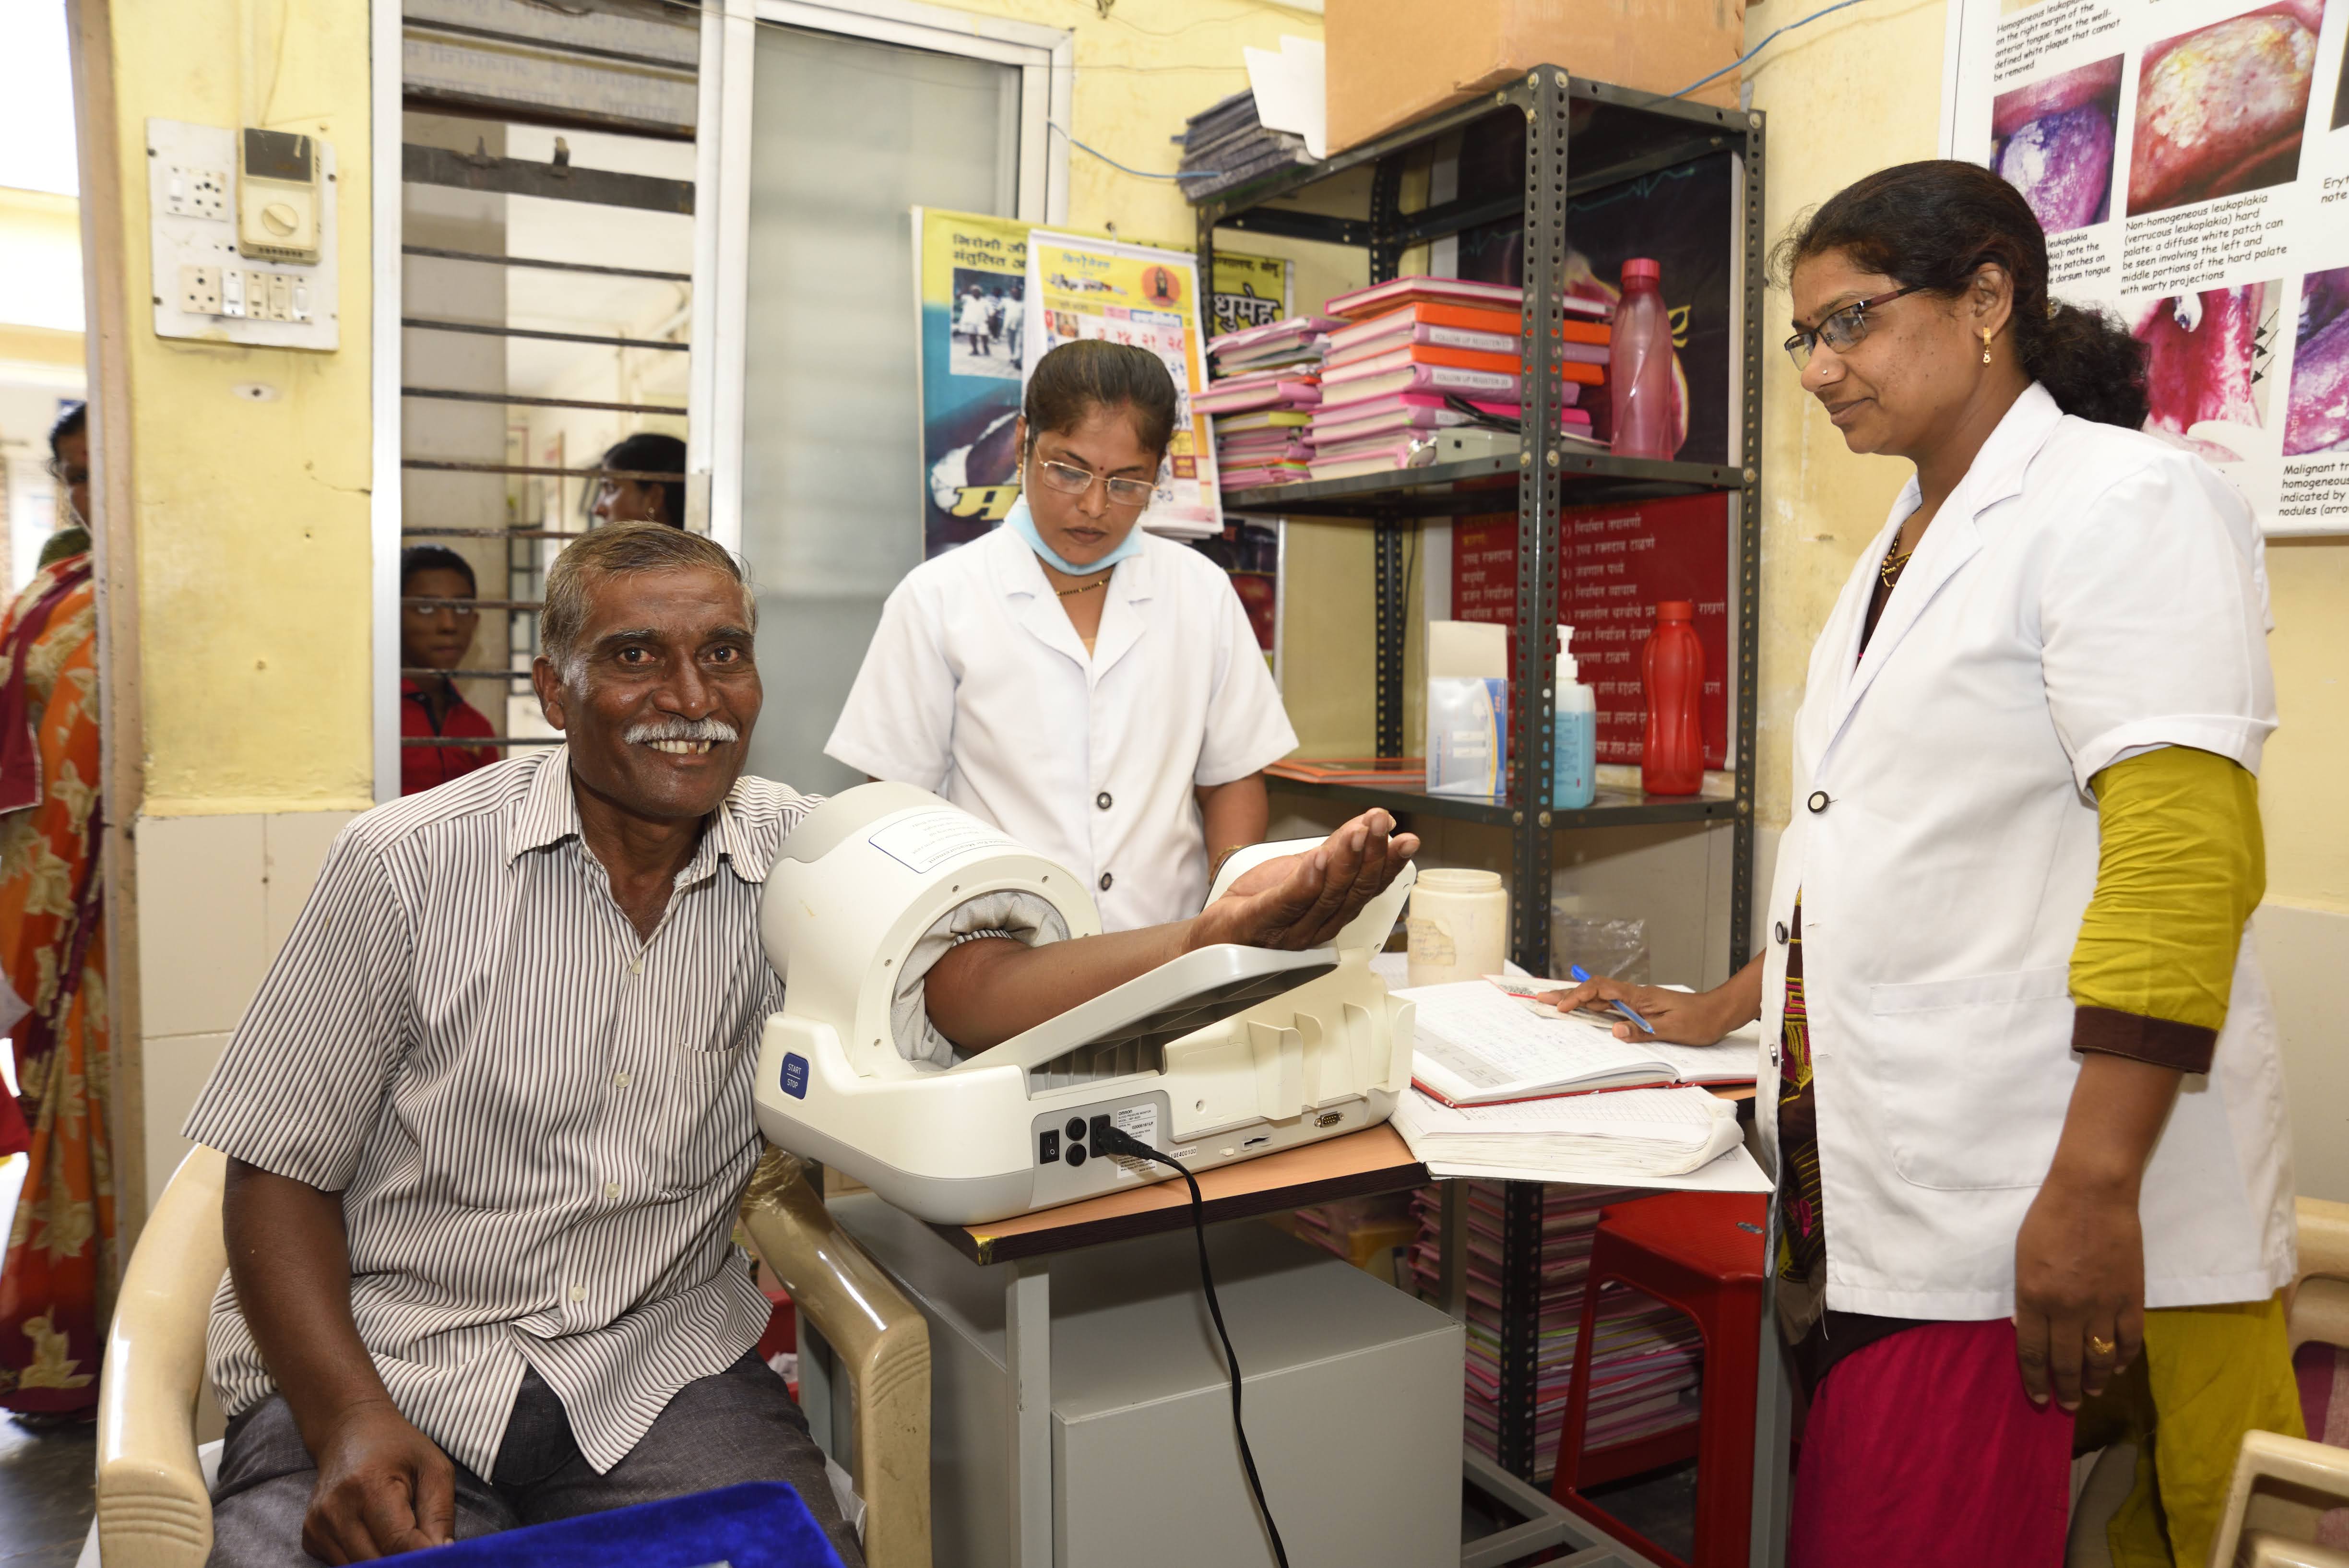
[{"left": 188, "top": 523, "right": 1415, "bottom": 1568}]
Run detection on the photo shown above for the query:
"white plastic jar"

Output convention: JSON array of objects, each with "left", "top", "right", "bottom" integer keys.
[{"left": 1406, "top": 868, "right": 1508, "bottom": 986}]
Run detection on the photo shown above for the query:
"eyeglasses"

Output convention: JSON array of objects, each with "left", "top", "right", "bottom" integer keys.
[
  {"left": 1033, "top": 458, "right": 1155, "bottom": 509},
  {"left": 1783, "top": 285, "right": 1926, "bottom": 368}
]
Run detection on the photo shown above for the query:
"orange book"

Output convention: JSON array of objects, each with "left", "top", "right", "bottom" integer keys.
[{"left": 1328, "top": 301, "right": 1613, "bottom": 355}]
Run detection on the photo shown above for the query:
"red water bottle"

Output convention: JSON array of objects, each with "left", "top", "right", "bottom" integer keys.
[{"left": 1641, "top": 600, "right": 1704, "bottom": 796}]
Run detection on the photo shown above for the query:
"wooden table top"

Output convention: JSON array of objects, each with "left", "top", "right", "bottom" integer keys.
[{"left": 936, "top": 1123, "right": 1430, "bottom": 1266}]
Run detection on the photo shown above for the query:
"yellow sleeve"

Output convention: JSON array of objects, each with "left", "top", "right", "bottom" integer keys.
[{"left": 2070, "top": 745, "right": 2265, "bottom": 1073}]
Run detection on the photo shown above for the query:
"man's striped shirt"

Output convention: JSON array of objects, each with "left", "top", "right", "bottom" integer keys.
[{"left": 185, "top": 747, "right": 815, "bottom": 1475}]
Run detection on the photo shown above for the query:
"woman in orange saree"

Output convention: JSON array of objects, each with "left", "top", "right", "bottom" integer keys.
[{"left": 0, "top": 409, "right": 112, "bottom": 1419}]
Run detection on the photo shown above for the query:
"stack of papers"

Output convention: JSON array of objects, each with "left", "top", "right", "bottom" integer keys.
[
  {"left": 1176, "top": 83, "right": 1316, "bottom": 202},
  {"left": 1391, "top": 1085, "right": 1753, "bottom": 1183},
  {"left": 1388, "top": 977, "right": 1767, "bottom": 1189}
]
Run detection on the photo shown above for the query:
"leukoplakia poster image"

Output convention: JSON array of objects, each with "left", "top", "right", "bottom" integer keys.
[
  {"left": 2129, "top": 2, "right": 2323, "bottom": 217},
  {"left": 1995, "top": 56, "right": 2124, "bottom": 233}
]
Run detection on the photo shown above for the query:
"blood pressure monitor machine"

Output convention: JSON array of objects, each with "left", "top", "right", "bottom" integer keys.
[{"left": 752, "top": 783, "right": 1417, "bottom": 1225}]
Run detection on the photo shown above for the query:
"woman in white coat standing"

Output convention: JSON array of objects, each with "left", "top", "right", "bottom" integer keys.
[
  {"left": 827, "top": 340, "right": 1296, "bottom": 931},
  {"left": 1554, "top": 161, "right": 2300, "bottom": 1566}
]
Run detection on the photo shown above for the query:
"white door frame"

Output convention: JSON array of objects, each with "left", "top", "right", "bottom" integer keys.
[
  {"left": 694, "top": 0, "right": 1072, "bottom": 552},
  {"left": 369, "top": 0, "right": 406, "bottom": 805}
]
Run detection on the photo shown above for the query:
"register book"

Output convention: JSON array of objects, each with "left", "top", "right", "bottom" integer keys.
[{"left": 1399, "top": 979, "right": 1760, "bottom": 1107}]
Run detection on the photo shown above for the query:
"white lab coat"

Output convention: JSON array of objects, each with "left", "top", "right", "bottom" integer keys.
[
  {"left": 826, "top": 524, "right": 1298, "bottom": 932},
  {"left": 1759, "top": 383, "right": 2295, "bottom": 1321}
]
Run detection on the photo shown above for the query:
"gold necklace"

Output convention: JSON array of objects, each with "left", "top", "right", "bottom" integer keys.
[
  {"left": 1880, "top": 545, "right": 1915, "bottom": 587},
  {"left": 1055, "top": 576, "right": 1109, "bottom": 599}
]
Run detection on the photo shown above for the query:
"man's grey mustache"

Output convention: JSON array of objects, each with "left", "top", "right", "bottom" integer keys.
[{"left": 624, "top": 718, "right": 740, "bottom": 744}]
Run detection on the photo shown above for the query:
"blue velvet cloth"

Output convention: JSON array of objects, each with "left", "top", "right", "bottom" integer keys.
[{"left": 378, "top": 1482, "right": 844, "bottom": 1568}]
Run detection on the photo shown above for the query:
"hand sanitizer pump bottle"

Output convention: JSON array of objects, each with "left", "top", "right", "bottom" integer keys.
[{"left": 1552, "top": 625, "right": 1598, "bottom": 810}]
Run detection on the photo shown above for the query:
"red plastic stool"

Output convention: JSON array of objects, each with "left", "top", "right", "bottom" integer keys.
[{"left": 1550, "top": 1190, "right": 1767, "bottom": 1568}]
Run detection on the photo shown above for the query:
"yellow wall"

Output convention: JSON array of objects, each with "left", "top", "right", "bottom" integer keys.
[
  {"left": 2265, "top": 541, "right": 2349, "bottom": 911},
  {"left": 942, "top": 0, "right": 1321, "bottom": 244},
  {"left": 103, "top": 0, "right": 374, "bottom": 817},
  {"left": 1743, "top": 0, "right": 1952, "bottom": 835}
]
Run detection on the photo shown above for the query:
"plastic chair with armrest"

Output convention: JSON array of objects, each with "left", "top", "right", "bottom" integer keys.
[
  {"left": 95, "top": 1145, "right": 932, "bottom": 1568},
  {"left": 95, "top": 1145, "right": 229, "bottom": 1568},
  {"left": 736, "top": 1147, "right": 931, "bottom": 1568},
  {"left": 2203, "top": 1197, "right": 2349, "bottom": 1568}
]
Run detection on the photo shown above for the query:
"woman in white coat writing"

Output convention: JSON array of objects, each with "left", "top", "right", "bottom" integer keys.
[
  {"left": 828, "top": 340, "right": 1296, "bottom": 931},
  {"left": 1554, "top": 161, "right": 2299, "bottom": 1566}
]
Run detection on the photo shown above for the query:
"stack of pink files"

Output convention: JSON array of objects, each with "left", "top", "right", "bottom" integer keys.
[
  {"left": 1307, "top": 278, "right": 1607, "bottom": 479},
  {"left": 1201, "top": 315, "right": 1341, "bottom": 488}
]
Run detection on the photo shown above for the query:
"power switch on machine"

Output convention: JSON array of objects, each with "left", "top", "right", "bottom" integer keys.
[{"left": 1038, "top": 1129, "right": 1060, "bottom": 1165}]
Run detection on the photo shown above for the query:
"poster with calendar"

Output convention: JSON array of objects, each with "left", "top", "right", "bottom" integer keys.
[
  {"left": 1944, "top": 0, "right": 2349, "bottom": 533},
  {"left": 1022, "top": 230, "right": 1221, "bottom": 537}
]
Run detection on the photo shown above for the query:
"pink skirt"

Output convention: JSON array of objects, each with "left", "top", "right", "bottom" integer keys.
[{"left": 1790, "top": 1318, "right": 2076, "bottom": 1567}]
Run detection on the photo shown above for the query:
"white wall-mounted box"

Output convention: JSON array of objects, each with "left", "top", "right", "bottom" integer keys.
[{"left": 147, "top": 118, "right": 339, "bottom": 351}]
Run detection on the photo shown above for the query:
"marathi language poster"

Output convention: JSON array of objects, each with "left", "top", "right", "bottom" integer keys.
[
  {"left": 1210, "top": 249, "right": 1293, "bottom": 338},
  {"left": 914, "top": 206, "right": 1033, "bottom": 559},
  {"left": 1023, "top": 230, "right": 1222, "bottom": 537},
  {"left": 1946, "top": 0, "right": 2349, "bottom": 533}
]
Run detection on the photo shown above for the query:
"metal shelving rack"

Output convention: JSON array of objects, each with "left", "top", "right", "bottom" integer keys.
[{"left": 1196, "top": 68, "right": 1768, "bottom": 1507}]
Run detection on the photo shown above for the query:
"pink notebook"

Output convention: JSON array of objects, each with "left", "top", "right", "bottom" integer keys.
[
  {"left": 1308, "top": 443, "right": 1429, "bottom": 480},
  {"left": 1317, "top": 365, "right": 1519, "bottom": 405},
  {"left": 1195, "top": 379, "right": 1322, "bottom": 414},
  {"left": 1208, "top": 314, "right": 1346, "bottom": 358},
  {"left": 1326, "top": 275, "right": 1525, "bottom": 320}
]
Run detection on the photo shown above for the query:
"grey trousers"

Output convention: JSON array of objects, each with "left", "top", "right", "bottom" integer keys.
[{"left": 206, "top": 1353, "right": 862, "bottom": 1568}]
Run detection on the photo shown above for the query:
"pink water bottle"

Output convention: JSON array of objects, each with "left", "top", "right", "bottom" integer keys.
[
  {"left": 1641, "top": 600, "right": 1705, "bottom": 796},
  {"left": 1610, "top": 258, "right": 1676, "bottom": 460}
]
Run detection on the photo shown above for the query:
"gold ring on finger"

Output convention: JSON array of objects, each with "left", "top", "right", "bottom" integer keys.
[{"left": 2086, "top": 1334, "right": 2116, "bottom": 1358}]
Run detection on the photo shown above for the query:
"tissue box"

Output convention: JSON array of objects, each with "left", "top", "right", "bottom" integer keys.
[{"left": 1324, "top": 0, "right": 1746, "bottom": 155}]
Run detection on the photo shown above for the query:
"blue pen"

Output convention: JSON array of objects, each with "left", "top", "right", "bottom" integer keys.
[{"left": 1570, "top": 963, "right": 1655, "bottom": 1034}]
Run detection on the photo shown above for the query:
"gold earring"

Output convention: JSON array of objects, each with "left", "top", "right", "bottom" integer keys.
[{"left": 1981, "top": 328, "right": 1993, "bottom": 365}]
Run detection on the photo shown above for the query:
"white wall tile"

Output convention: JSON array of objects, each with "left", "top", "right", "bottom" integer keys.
[
  {"left": 135, "top": 814, "right": 267, "bottom": 1039},
  {"left": 264, "top": 810, "right": 357, "bottom": 955},
  {"left": 143, "top": 1030, "right": 229, "bottom": 1213}
]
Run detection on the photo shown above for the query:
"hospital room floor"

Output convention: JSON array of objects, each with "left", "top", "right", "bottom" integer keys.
[
  {"left": 0, "top": 1414, "right": 96, "bottom": 1568},
  {"left": 1463, "top": 1461, "right": 1698, "bottom": 1560}
]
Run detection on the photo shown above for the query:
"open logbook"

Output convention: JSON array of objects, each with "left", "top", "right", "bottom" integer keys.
[{"left": 1398, "top": 979, "right": 1761, "bottom": 1108}]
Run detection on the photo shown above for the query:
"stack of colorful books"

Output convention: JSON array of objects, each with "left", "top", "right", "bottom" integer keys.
[
  {"left": 1408, "top": 1181, "right": 1703, "bottom": 1486},
  {"left": 1309, "top": 277, "right": 1611, "bottom": 479},
  {"left": 1200, "top": 315, "right": 1340, "bottom": 488}
]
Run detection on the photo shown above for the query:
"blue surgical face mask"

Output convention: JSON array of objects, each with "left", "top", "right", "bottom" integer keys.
[{"left": 1002, "top": 493, "right": 1145, "bottom": 579}]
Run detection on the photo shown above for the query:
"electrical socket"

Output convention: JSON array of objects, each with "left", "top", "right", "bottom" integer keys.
[
  {"left": 178, "top": 265, "right": 222, "bottom": 315},
  {"left": 165, "top": 165, "right": 228, "bottom": 221}
]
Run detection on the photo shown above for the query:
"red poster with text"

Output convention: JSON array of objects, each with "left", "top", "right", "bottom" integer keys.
[{"left": 1451, "top": 493, "right": 1729, "bottom": 768}]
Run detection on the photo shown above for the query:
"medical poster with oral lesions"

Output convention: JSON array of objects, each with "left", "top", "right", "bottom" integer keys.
[
  {"left": 1022, "top": 230, "right": 1223, "bottom": 538},
  {"left": 1944, "top": 0, "right": 2349, "bottom": 533},
  {"left": 913, "top": 206, "right": 1034, "bottom": 560}
]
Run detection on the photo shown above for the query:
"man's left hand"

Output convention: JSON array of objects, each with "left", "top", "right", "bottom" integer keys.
[{"left": 1193, "top": 809, "right": 1419, "bottom": 951}]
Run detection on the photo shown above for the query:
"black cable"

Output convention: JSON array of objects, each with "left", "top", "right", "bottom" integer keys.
[
  {"left": 1443, "top": 392, "right": 1522, "bottom": 434},
  {"left": 1092, "top": 1124, "right": 1290, "bottom": 1568}
]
